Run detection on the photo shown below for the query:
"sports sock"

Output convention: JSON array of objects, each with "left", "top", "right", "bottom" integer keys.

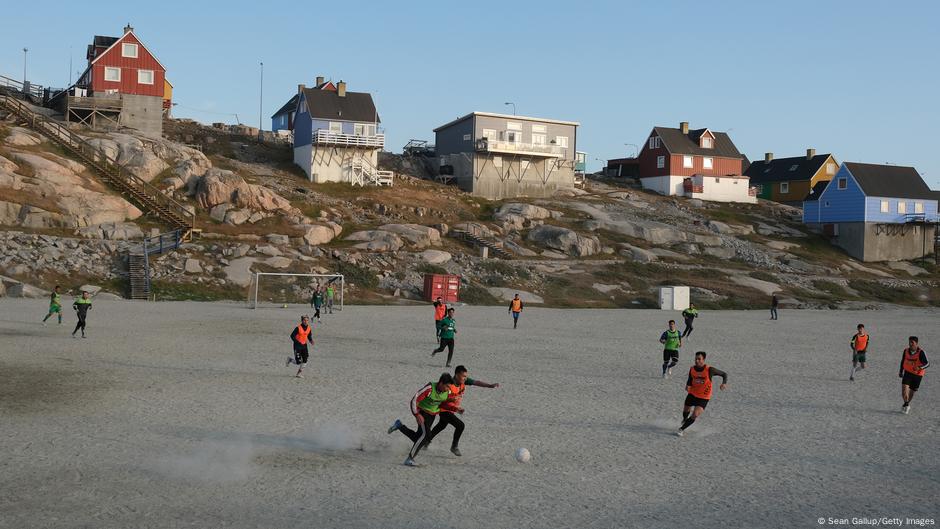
[
  {"left": 680, "top": 417, "right": 696, "bottom": 430},
  {"left": 682, "top": 411, "right": 690, "bottom": 420},
  {"left": 662, "top": 363, "right": 669, "bottom": 375}
]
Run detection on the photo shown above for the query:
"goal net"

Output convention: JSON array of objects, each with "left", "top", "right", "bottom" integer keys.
[{"left": 248, "top": 272, "right": 345, "bottom": 310}]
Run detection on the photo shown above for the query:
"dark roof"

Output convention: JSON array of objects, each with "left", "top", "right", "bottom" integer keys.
[
  {"left": 653, "top": 126, "right": 742, "bottom": 159},
  {"left": 271, "top": 94, "right": 298, "bottom": 118},
  {"left": 93, "top": 35, "right": 119, "bottom": 48},
  {"left": 302, "top": 88, "right": 379, "bottom": 123},
  {"left": 844, "top": 163, "right": 934, "bottom": 200},
  {"left": 745, "top": 154, "right": 832, "bottom": 184},
  {"left": 803, "top": 180, "right": 829, "bottom": 201}
]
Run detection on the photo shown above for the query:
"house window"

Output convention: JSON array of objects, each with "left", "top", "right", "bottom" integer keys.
[
  {"left": 714, "top": 177, "right": 720, "bottom": 183},
  {"left": 329, "top": 122, "right": 342, "bottom": 134},
  {"left": 648, "top": 136, "right": 661, "bottom": 149},
  {"left": 789, "top": 164, "right": 799, "bottom": 171},
  {"left": 915, "top": 202, "right": 924, "bottom": 214},
  {"left": 555, "top": 136, "right": 569, "bottom": 148},
  {"left": 482, "top": 128, "right": 497, "bottom": 141},
  {"left": 493, "top": 156, "right": 502, "bottom": 168},
  {"left": 656, "top": 156, "right": 665, "bottom": 169},
  {"left": 506, "top": 122, "right": 522, "bottom": 131},
  {"left": 462, "top": 133, "right": 471, "bottom": 141},
  {"left": 701, "top": 137, "right": 713, "bottom": 148},
  {"left": 531, "top": 124, "right": 547, "bottom": 134},
  {"left": 532, "top": 134, "right": 546, "bottom": 145},
  {"left": 898, "top": 202, "right": 906, "bottom": 214},
  {"left": 683, "top": 155, "right": 693, "bottom": 169},
  {"left": 780, "top": 182, "right": 789, "bottom": 194},
  {"left": 104, "top": 67, "right": 121, "bottom": 82},
  {"left": 502, "top": 130, "right": 520, "bottom": 143},
  {"left": 825, "top": 201, "right": 830, "bottom": 207},
  {"left": 354, "top": 123, "right": 366, "bottom": 136},
  {"left": 122, "top": 43, "right": 138, "bottom": 58},
  {"left": 880, "top": 200, "right": 889, "bottom": 213},
  {"left": 837, "top": 177, "right": 847, "bottom": 190},
  {"left": 763, "top": 168, "right": 771, "bottom": 174},
  {"left": 138, "top": 69, "right": 154, "bottom": 85},
  {"left": 703, "top": 157, "right": 713, "bottom": 169},
  {"left": 827, "top": 163, "right": 836, "bottom": 174}
]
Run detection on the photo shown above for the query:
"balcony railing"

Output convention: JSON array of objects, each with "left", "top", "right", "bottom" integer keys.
[
  {"left": 314, "top": 129, "right": 384, "bottom": 148},
  {"left": 475, "top": 138, "right": 564, "bottom": 158}
]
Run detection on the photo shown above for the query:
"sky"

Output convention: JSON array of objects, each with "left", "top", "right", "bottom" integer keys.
[{"left": 1, "top": 0, "right": 938, "bottom": 187}]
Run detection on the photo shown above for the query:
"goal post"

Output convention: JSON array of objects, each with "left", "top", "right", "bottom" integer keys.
[{"left": 249, "top": 272, "right": 344, "bottom": 310}]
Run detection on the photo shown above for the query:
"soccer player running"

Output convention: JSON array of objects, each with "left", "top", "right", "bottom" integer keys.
[
  {"left": 423, "top": 365, "right": 499, "bottom": 456},
  {"left": 311, "top": 288, "right": 324, "bottom": 321},
  {"left": 899, "top": 336, "right": 929, "bottom": 415},
  {"left": 431, "top": 308, "right": 457, "bottom": 367},
  {"left": 432, "top": 296, "right": 447, "bottom": 342},
  {"left": 286, "top": 315, "right": 313, "bottom": 378},
  {"left": 508, "top": 294, "right": 524, "bottom": 329},
  {"left": 387, "top": 373, "right": 454, "bottom": 466},
  {"left": 849, "top": 324, "right": 870, "bottom": 381},
  {"left": 680, "top": 303, "right": 698, "bottom": 339},
  {"left": 677, "top": 351, "right": 728, "bottom": 437},
  {"left": 660, "top": 320, "right": 682, "bottom": 378},
  {"left": 42, "top": 285, "right": 64, "bottom": 326},
  {"left": 71, "top": 291, "right": 92, "bottom": 338}
]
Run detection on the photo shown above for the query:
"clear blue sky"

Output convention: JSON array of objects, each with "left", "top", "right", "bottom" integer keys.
[{"left": 2, "top": 0, "right": 938, "bottom": 186}]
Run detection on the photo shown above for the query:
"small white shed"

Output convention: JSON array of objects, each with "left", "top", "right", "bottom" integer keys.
[{"left": 659, "top": 286, "right": 690, "bottom": 311}]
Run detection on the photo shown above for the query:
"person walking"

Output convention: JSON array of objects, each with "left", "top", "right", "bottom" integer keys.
[
  {"left": 286, "top": 315, "right": 313, "bottom": 378},
  {"left": 325, "top": 284, "right": 335, "bottom": 314},
  {"left": 432, "top": 296, "right": 448, "bottom": 342},
  {"left": 899, "top": 336, "right": 929, "bottom": 415},
  {"left": 677, "top": 351, "right": 728, "bottom": 436},
  {"left": 508, "top": 294, "right": 524, "bottom": 329},
  {"left": 71, "top": 291, "right": 92, "bottom": 338},
  {"left": 387, "top": 373, "right": 454, "bottom": 466},
  {"left": 42, "top": 285, "right": 64, "bottom": 326},
  {"left": 423, "top": 365, "right": 499, "bottom": 456},
  {"left": 432, "top": 308, "right": 457, "bottom": 367},
  {"left": 680, "top": 303, "right": 698, "bottom": 338},
  {"left": 849, "top": 324, "right": 870, "bottom": 381},
  {"left": 770, "top": 294, "right": 779, "bottom": 320},
  {"left": 660, "top": 320, "right": 682, "bottom": 378},
  {"left": 311, "top": 288, "right": 324, "bottom": 321}
]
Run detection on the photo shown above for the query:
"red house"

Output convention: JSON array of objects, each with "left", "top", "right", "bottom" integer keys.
[
  {"left": 78, "top": 24, "right": 166, "bottom": 97},
  {"left": 634, "top": 122, "right": 747, "bottom": 196}
]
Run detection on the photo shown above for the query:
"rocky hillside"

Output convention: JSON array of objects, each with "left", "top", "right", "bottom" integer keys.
[{"left": 0, "top": 110, "right": 937, "bottom": 309}]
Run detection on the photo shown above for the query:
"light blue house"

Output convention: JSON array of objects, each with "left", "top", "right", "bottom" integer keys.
[{"left": 803, "top": 162, "right": 938, "bottom": 261}]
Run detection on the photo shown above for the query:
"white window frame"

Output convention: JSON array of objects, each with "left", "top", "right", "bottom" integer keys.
[
  {"left": 701, "top": 137, "right": 713, "bottom": 148},
  {"left": 837, "top": 177, "right": 847, "bottom": 190},
  {"left": 554, "top": 136, "right": 569, "bottom": 148},
  {"left": 462, "top": 133, "right": 471, "bottom": 141},
  {"left": 656, "top": 155, "right": 665, "bottom": 169},
  {"left": 898, "top": 201, "right": 906, "bottom": 214},
  {"left": 531, "top": 133, "right": 546, "bottom": 145},
  {"left": 531, "top": 124, "right": 547, "bottom": 134},
  {"left": 780, "top": 182, "right": 789, "bottom": 194},
  {"left": 506, "top": 122, "right": 522, "bottom": 131},
  {"left": 482, "top": 128, "right": 497, "bottom": 141},
  {"left": 914, "top": 202, "right": 924, "bottom": 214},
  {"left": 648, "top": 136, "right": 661, "bottom": 149},
  {"left": 703, "top": 157, "right": 713, "bottom": 169},
  {"left": 137, "top": 69, "right": 154, "bottom": 85},
  {"left": 683, "top": 155, "right": 693, "bottom": 169},
  {"left": 827, "top": 163, "right": 837, "bottom": 174},
  {"left": 104, "top": 67, "right": 121, "bottom": 82},
  {"left": 122, "top": 43, "right": 138, "bottom": 58},
  {"left": 880, "top": 200, "right": 889, "bottom": 213},
  {"left": 354, "top": 123, "right": 366, "bottom": 136},
  {"left": 328, "top": 122, "right": 342, "bottom": 134}
]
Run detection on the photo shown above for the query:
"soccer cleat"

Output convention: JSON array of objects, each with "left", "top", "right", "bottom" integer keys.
[
  {"left": 72, "top": 333, "right": 77, "bottom": 339},
  {"left": 286, "top": 356, "right": 293, "bottom": 367},
  {"left": 902, "top": 404, "right": 910, "bottom": 415},
  {"left": 849, "top": 376, "right": 854, "bottom": 382},
  {"left": 668, "top": 367, "right": 673, "bottom": 376},
  {"left": 42, "top": 322, "right": 47, "bottom": 327},
  {"left": 450, "top": 447, "right": 462, "bottom": 457},
  {"left": 387, "top": 419, "right": 402, "bottom": 434},
  {"left": 676, "top": 429, "right": 684, "bottom": 437},
  {"left": 403, "top": 457, "right": 418, "bottom": 467},
  {"left": 430, "top": 350, "right": 437, "bottom": 357},
  {"left": 662, "top": 371, "right": 668, "bottom": 379},
  {"left": 295, "top": 372, "right": 304, "bottom": 378}
]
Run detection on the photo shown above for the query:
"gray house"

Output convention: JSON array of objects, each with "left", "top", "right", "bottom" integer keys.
[{"left": 433, "top": 112, "right": 579, "bottom": 199}]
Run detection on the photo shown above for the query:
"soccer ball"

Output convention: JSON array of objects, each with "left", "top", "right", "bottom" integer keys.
[
  {"left": 514, "top": 448, "right": 531, "bottom": 463},
  {"left": 282, "top": 304, "right": 288, "bottom": 308}
]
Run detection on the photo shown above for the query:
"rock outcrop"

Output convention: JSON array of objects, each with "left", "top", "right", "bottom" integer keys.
[{"left": 527, "top": 225, "right": 601, "bottom": 257}]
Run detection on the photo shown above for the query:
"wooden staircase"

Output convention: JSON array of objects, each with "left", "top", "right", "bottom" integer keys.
[
  {"left": 448, "top": 228, "right": 512, "bottom": 260},
  {"left": 0, "top": 94, "right": 195, "bottom": 238},
  {"left": 126, "top": 229, "right": 184, "bottom": 300}
]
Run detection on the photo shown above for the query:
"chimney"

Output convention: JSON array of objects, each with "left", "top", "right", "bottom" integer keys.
[
  {"left": 806, "top": 148, "right": 816, "bottom": 160},
  {"left": 680, "top": 121, "right": 689, "bottom": 135},
  {"left": 298, "top": 84, "right": 306, "bottom": 94},
  {"left": 337, "top": 80, "right": 346, "bottom": 97},
  {"left": 316, "top": 76, "right": 324, "bottom": 86},
  {"left": 123, "top": 23, "right": 134, "bottom": 34},
  {"left": 765, "top": 152, "right": 774, "bottom": 163}
]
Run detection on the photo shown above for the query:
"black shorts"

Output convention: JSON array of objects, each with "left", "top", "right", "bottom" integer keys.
[
  {"left": 902, "top": 371, "right": 923, "bottom": 391},
  {"left": 294, "top": 345, "right": 309, "bottom": 365},
  {"left": 684, "top": 394, "right": 709, "bottom": 409},
  {"left": 663, "top": 349, "right": 679, "bottom": 362},
  {"left": 852, "top": 350, "right": 867, "bottom": 363}
]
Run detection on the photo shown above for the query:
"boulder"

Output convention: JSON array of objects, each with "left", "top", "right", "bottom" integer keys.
[
  {"left": 209, "top": 203, "right": 232, "bottom": 222},
  {"left": 419, "top": 250, "right": 452, "bottom": 265},
  {"left": 378, "top": 224, "right": 441, "bottom": 248},
  {"left": 619, "top": 244, "right": 658, "bottom": 263},
  {"left": 345, "top": 230, "right": 404, "bottom": 252},
  {"left": 223, "top": 209, "right": 251, "bottom": 225},
  {"left": 503, "top": 240, "right": 538, "bottom": 257},
  {"left": 265, "top": 234, "right": 290, "bottom": 246},
  {"left": 184, "top": 258, "right": 203, "bottom": 274},
  {"left": 299, "top": 224, "right": 337, "bottom": 246},
  {"left": 886, "top": 261, "right": 927, "bottom": 276},
  {"left": 527, "top": 225, "right": 601, "bottom": 257},
  {"left": 264, "top": 256, "right": 292, "bottom": 269},
  {"left": 765, "top": 240, "right": 800, "bottom": 251},
  {"left": 224, "top": 257, "right": 256, "bottom": 287},
  {"left": 79, "top": 284, "right": 102, "bottom": 296},
  {"left": 730, "top": 275, "right": 780, "bottom": 296},
  {"left": 195, "top": 168, "right": 300, "bottom": 216},
  {"left": 494, "top": 203, "right": 552, "bottom": 227},
  {"left": 649, "top": 248, "right": 690, "bottom": 261},
  {"left": 703, "top": 246, "right": 736, "bottom": 259},
  {"left": 593, "top": 283, "right": 621, "bottom": 294},
  {"left": 487, "top": 287, "right": 544, "bottom": 304},
  {"left": 4, "top": 127, "right": 42, "bottom": 146},
  {"left": 452, "top": 222, "right": 495, "bottom": 239},
  {"left": 255, "top": 245, "right": 282, "bottom": 257}
]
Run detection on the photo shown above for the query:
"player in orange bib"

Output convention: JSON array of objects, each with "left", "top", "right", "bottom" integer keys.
[
  {"left": 849, "top": 324, "right": 870, "bottom": 381},
  {"left": 899, "top": 336, "right": 929, "bottom": 415},
  {"left": 677, "top": 351, "right": 728, "bottom": 437},
  {"left": 508, "top": 294, "right": 524, "bottom": 329},
  {"left": 422, "top": 365, "right": 499, "bottom": 456},
  {"left": 286, "top": 315, "right": 313, "bottom": 378}
]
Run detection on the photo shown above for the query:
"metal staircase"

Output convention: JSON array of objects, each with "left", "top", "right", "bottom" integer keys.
[
  {"left": 127, "top": 230, "right": 183, "bottom": 300},
  {"left": 448, "top": 227, "right": 512, "bottom": 260},
  {"left": 0, "top": 95, "right": 195, "bottom": 238}
]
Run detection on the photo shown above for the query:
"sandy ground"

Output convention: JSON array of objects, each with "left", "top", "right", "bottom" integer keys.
[{"left": 1, "top": 299, "right": 938, "bottom": 529}]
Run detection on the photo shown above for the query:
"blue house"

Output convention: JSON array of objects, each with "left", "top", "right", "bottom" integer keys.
[
  {"left": 291, "top": 79, "right": 388, "bottom": 185},
  {"left": 271, "top": 93, "right": 298, "bottom": 133},
  {"left": 803, "top": 162, "right": 938, "bottom": 262}
]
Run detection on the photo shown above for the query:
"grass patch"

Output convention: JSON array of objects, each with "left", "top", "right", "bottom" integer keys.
[
  {"left": 848, "top": 280, "right": 921, "bottom": 304},
  {"left": 334, "top": 262, "right": 378, "bottom": 290},
  {"left": 749, "top": 271, "right": 777, "bottom": 282},
  {"left": 460, "top": 282, "right": 499, "bottom": 305},
  {"left": 150, "top": 280, "right": 246, "bottom": 301},
  {"left": 415, "top": 263, "right": 448, "bottom": 275},
  {"left": 813, "top": 280, "right": 850, "bottom": 297}
]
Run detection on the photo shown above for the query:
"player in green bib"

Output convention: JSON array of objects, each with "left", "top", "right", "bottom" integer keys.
[
  {"left": 42, "top": 285, "right": 63, "bottom": 326},
  {"left": 388, "top": 373, "right": 454, "bottom": 466},
  {"left": 660, "top": 319, "right": 683, "bottom": 378},
  {"left": 71, "top": 291, "right": 92, "bottom": 338}
]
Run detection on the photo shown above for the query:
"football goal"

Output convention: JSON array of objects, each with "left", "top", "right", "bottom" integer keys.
[{"left": 248, "top": 272, "right": 344, "bottom": 310}]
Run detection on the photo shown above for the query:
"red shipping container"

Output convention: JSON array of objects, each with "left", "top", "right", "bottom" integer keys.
[{"left": 423, "top": 274, "right": 460, "bottom": 303}]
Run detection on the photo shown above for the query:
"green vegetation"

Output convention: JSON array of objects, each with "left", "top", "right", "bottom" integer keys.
[
  {"left": 415, "top": 263, "right": 448, "bottom": 275},
  {"left": 848, "top": 280, "right": 920, "bottom": 305},
  {"left": 334, "top": 262, "right": 378, "bottom": 290},
  {"left": 749, "top": 271, "right": 777, "bottom": 282},
  {"left": 813, "top": 280, "right": 850, "bottom": 297},
  {"left": 460, "top": 282, "right": 499, "bottom": 305},
  {"left": 150, "top": 280, "right": 246, "bottom": 301}
]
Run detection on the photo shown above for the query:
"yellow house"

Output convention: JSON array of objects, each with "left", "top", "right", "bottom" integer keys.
[
  {"left": 745, "top": 149, "right": 838, "bottom": 206},
  {"left": 163, "top": 79, "right": 173, "bottom": 116}
]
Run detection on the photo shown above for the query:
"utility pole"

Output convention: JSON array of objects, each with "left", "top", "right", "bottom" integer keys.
[
  {"left": 23, "top": 47, "right": 28, "bottom": 83},
  {"left": 258, "top": 61, "right": 263, "bottom": 140}
]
